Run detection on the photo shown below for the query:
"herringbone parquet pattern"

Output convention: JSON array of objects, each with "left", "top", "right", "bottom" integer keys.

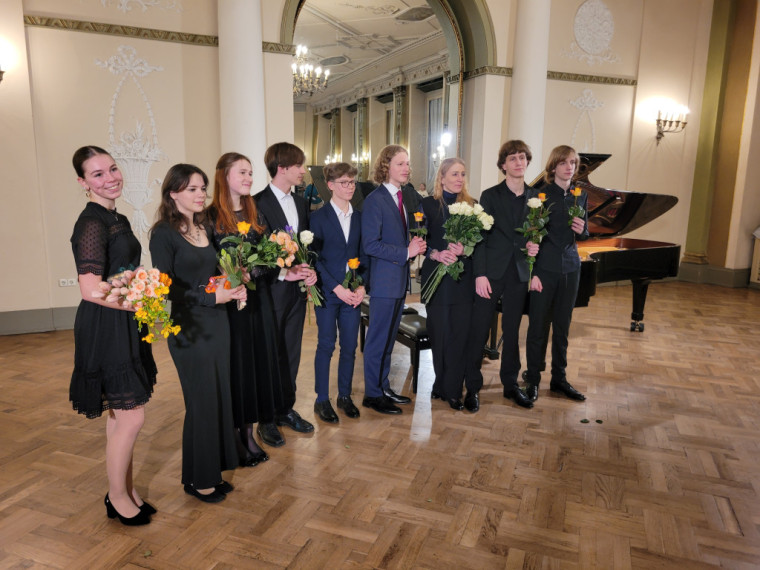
[{"left": 1, "top": 282, "right": 759, "bottom": 569}]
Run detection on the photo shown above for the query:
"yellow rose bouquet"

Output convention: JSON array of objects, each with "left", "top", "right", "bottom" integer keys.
[{"left": 93, "top": 267, "right": 180, "bottom": 343}]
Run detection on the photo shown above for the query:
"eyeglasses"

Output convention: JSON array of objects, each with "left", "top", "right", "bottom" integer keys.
[{"left": 333, "top": 180, "right": 356, "bottom": 188}]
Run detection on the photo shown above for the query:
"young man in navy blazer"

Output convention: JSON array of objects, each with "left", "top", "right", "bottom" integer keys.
[
  {"left": 361, "top": 145, "right": 426, "bottom": 414},
  {"left": 310, "top": 162, "right": 369, "bottom": 422},
  {"left": 254, "top": 142, "right": 318, "bottom": 445}
]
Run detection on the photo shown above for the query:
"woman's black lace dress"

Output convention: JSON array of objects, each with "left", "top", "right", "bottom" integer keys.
[{"left": 69, "top": 202, "right": 157, "bottom": 419}]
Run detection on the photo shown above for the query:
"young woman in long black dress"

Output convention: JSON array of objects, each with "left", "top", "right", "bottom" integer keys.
[
  {"left": 70, "top": 145, "right": 157, "bottom": 525},
  {"left": 208, "top": 152, "right": 299, "bottom": 454},
  {"left": 149, "top": 164, "right": 246, "bottom": 503}
]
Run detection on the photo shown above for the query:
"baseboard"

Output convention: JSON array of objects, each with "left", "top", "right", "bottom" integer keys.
[
  {"left": 0, "top": 307, "right": 77, "bottom": 335},
  {"left": 678, "top": 263, "right": 750, "bottom": 288}
]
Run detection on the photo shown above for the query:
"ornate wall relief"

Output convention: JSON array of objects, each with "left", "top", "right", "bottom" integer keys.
[
  {"left": 562, "top": 0, "right": 619, "bottom": 66},
  {"left": 569, "top": 88, "right": 604, "bottom": 152},
  {"left": 101, "top": 0, "right": 182, "bottom": 13},
  {"left": 96, "top": 45, "right": 165, "bottom": 242}
]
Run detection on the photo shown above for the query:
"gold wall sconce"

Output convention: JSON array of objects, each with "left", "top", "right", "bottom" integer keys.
[{"left": 656, "top": 109, "right": 689, "bottom": 145}]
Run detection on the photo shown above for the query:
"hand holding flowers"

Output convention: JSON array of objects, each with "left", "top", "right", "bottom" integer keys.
[
  {"left": 286, "top": 227, "right": 324, "bottom": 308},
  {"left": 93, "top": 267, "right": 180, "bottom": 343},
  {"left": 420, "top": 201, "right": 494, "bottom": 304},
  {"left": 516, "top": 192, "right": 551, "bottom": 289},
  {"left": 218, "top": 221, "right": 258, "bottom": 310},
  {"left": 567, "top": 186, "right": 586, "bottom": 227}
]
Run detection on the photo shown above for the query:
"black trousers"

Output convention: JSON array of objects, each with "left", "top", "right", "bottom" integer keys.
[
  {"left": 270, "top": 280, "right": 307, "bottom": 393},
  {"left": 465, "top": 257, "right": 528, "bottom": 393},
  {"left": 427, "top": 302, "right": 470, "bottom": 400},
  {"left": 524, "top": 268, "right": 580, "bottom": 385}
]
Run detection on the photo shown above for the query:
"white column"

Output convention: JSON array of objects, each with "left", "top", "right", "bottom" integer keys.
[
  {"left": 508, "top": 0, "right": 550, "bottom": 181},
  {"left": 218, "top": 0, "right": 268, "bottom": 190}
]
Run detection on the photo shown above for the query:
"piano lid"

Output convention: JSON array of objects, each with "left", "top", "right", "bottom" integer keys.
[{"left": 530, "top": 153, "right": 678, "bottom": 238}]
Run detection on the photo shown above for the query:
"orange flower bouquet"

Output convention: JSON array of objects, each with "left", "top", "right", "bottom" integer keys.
[{"left": 93, "top": 267, "right": 180, "bottom": 343}]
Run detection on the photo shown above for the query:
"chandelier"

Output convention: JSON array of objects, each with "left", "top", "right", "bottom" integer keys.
[{"left": 292, "top": 45, "right": 329, "bottom": 97}]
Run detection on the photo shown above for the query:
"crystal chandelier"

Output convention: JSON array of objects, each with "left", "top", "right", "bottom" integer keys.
[{"left": 292, "top": 45, "right": 329, "bottom": 97}]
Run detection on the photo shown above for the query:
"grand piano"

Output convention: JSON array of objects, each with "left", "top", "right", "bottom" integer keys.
[{"left": 532, "top": 152, "right": 681, "bottom": 332}]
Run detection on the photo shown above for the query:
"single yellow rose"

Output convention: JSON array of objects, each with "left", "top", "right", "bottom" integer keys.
[
  {"left": 538, "top": 192, "right": 546, "bottom": 202},
  {"left": 413, "top": 211, "right": 424, "bottom": 223},
  {"left": 237, "top": 221, "right": 252, "bottom": 235},
  {"left": 348, "top": 258, "right": 360, "bottom": 270}
]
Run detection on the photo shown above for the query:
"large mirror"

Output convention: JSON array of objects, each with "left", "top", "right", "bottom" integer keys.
[{"left": 290, "top": 0, "right": 463, "bottom": 196}]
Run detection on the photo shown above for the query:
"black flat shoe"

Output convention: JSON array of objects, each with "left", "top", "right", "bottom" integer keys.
[
  {"left": 215, "top": 481, "right": 234, "bottom": 494},
  {"left": 105, "top": 494, "right": 151, "bottom": 526},
  {"left": 550, "top": 381, "right": 586, "bottom": 401},
  {"left": 183, "top": 484, "right": 226, "bottom": 503},
  {"left": 257, "top": 422, "right": 285, "bottom": 447},
  {"left": 447, "top": 398, "right": 464, "bottom": 411},
  {"left": 362, "top": 395, "right": 402, "bottom": 414},
  {"left": 336, "top": 396, "right": 360, "bottom": 418},
  {"left": 314, "top": 400, "right": 339, "bottom": 423},
  {"left": 464, "top": 391, "right": 479, "bottom": 413},
  {"left": 138, "top": 501, "right": 157, "bottom": 516},
  {"left": 276, "top": 409, "right": 315, "bottom": 433},
  {"left": 525, "top": 384, "right": 539, "bottom": 401},
  {"left": 504, "top": 387, "right": 534, "bottom": 409},
  {"left": 382, "top": 387, "right": 411, "bottom": 405}
]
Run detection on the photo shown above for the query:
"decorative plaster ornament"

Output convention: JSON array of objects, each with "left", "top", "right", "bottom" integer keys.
[
  {"left": 569, "top": 89, "right": 604, "bottom": 151},
  {"left": 96, "top": 45, "right": 165, "bottom": 243},
  {"left": 562, "top": 0, "right": 620, "bottom": 66},
  {"left": 101, "top": 0, "right": 182, "bottom": 13}
]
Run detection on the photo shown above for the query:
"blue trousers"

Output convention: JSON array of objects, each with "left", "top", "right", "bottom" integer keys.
[
  {"left": 314, "top": 298, "right": 361, "bottom": 402},
  {"left": 362, "top": 296, "right": 405, "bottom": 398}
]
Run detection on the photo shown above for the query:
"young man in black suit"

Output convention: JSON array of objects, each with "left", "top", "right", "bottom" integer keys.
[
  {"left": 464, "top": 140, "right": 540, "bottom": 411},
  {"left": 254, "top": 142, "right": 318, "bottom": 444}
]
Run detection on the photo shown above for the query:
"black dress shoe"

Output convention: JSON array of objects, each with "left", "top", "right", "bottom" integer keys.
[
  {"left": 550, "top": 381, "right": 586, "bottom": 401},
  {"left": 382, "top": 387, "right": 411, "bottom": 405},
  {"left": 525, "top": 384, "right": 539, "bottom": 401},
  {"left": 447, "top": 398, "right": 464, "bottom": 410},
  {"left": 504, "top": 387, "right": 534, "bottom": 408},
  {"left": 464, "top": 391, "right": 479, "bottom": 413},
  {"left": 215, "top": 480, "right": 234, "bottom": 494},
  {"left": 138, "top": 501, "right": 157, "bottom": 516},
  {"left": 105, "top": 494, "right": 151, "bottom": 526},
  {"left": 336, "top": 396, "right": 360, "bottom": 418},
  {"left": 314, "top": 400, "right": 339, "bottom": 423},
  {"left": 430, "top": 390, "right": 442, "bottom": 400},
  {"left": 257, "top": 422, "right": 285, "bottom": 447},
  {"left": 276, "top": 409, "right": 315, "bottom": 433},
  {"left": 362, "top": 396, "right": 402, "bottom": 414},
  {"left": 183, "top": 484, "right": 226, "bottom": 503}
]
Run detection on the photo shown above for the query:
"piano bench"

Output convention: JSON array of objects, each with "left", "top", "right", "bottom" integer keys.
[{"left": 359, "top": 303, "right": 429, "bottom": 394}]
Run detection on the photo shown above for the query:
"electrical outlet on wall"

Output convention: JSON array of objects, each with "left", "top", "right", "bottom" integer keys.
[
  {"left": 66, "top": 278, "right": 77, "bottom": 287},
  {"left": 58, "top": 279, "right": 67, "bottom": 287}
]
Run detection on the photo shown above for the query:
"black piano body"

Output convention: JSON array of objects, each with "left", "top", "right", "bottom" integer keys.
[{"left": 535, "top": 153, "right": 681, "bottom": 332}]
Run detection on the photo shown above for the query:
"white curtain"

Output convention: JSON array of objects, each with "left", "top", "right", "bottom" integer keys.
[{"left": 426, "top": 97, "right": 443, "bottom": 188}]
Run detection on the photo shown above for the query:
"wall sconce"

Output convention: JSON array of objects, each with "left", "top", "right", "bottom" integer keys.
[
  {"left": 351, "top": 151, "right": 369, "bottom": 167},
  {"left": 0, "top": 66, "right": 4, "bottom": 84},
  {"left": 431, "top": 131, "right": 452, "bottom": 168},
  {"left": 656, "top": 109, "right": 688, "bottom": 145}
]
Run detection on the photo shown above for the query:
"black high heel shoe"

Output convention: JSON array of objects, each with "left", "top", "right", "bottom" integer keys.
[
  {"left": 138, "top": 501, "right": 157, "bottom": 516},
  {"left": 105, "top": 494, "right": 151, "bottom": 526}
]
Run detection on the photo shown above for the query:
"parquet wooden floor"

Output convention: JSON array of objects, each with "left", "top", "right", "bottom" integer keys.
[{"left": 1, "top": 282, "right": 760, "bottom": 569}]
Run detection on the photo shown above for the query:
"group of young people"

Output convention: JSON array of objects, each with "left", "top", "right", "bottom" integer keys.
[{"left": 68, "top": 138, "right": 588, "bottom": 526}]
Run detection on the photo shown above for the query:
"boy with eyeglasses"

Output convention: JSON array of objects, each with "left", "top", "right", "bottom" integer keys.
[{"left": 309, "top": 162, "right": 369, "bottom": 422}]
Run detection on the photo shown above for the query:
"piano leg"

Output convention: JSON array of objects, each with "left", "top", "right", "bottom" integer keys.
[{"left": 630, "top": 278, "right": 651, "bottom": 332}]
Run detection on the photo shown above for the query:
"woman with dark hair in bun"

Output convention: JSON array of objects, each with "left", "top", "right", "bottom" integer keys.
[{"left": 70, "top": 145, "right": 157, "bottom": 525}]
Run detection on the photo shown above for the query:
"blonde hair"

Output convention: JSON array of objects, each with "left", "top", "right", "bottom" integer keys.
[{"left": 433, "top": 158, "right": 474, "bottom": 206}]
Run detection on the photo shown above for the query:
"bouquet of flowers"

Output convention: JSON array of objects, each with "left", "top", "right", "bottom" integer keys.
[
  {"left": 516, "top": 192, "right": 551, "bottom": 289},
  {"left": 567, "top": 185, "right": 585, "bottom": 226},
  {"left": 342, "top": 257, "right": 363, "bottom": 291},
  {"left": 409, "top": 211, "right": 428, "bottom": 238},
  {"left": 93, "top": 267, "right": 180, "bottom": 343},
  {"left": 286, "top": 226, "right": 324, "bottom": 308},
  {"left": 420, "top": 202, "right": 494, "bottom": 304},
  {"left": 217, "top": 221, "right": 258, "bottom": 310}
]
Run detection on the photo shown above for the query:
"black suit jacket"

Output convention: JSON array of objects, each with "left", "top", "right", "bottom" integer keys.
[
  {"left": 419, "top": 196, "right": 474, "bottom": 306},
  {"left": 254, "top": 185, "right": 310, "bottom": 235},
  {"left": 472, "top": 180, "right": 537, "bottom": 283}
]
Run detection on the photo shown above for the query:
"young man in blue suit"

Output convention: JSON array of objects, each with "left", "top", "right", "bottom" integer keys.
[
  {"left": 361, "top": 145, "right": 427, "bottom": 414},
  {"left": 310, "top": 162, "right": 369, "bottom": 422}
]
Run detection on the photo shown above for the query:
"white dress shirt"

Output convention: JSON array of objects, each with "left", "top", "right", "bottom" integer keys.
[{"left": 270, "top": 183, "right": 299, "bottom": 233}]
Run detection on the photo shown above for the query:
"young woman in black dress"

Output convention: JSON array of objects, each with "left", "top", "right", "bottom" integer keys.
[
  {"left": 208, "top": 152, "right": 298, "bottom": 454},
  {"left": 70, "top": 145, "right": 157, "bottom": 525},
  {"left": 420, "top": 158, "right": 472, "bottom": 411},
  {"left": 149, "top": 164, "right": 246, "bottom": 503}
]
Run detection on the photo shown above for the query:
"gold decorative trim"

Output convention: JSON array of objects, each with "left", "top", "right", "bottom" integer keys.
[
  {"left": 448, "top": 65, "right": 511, "bottom": 83},
  {"left": 263, "top": 42, "right": 294, "bottom": 55},
  {"left": 547, "top": 71, "right": 637, "bottom": 86},
  {"left": 24, "top": 15, "right": 219, "bottom": 46}
]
